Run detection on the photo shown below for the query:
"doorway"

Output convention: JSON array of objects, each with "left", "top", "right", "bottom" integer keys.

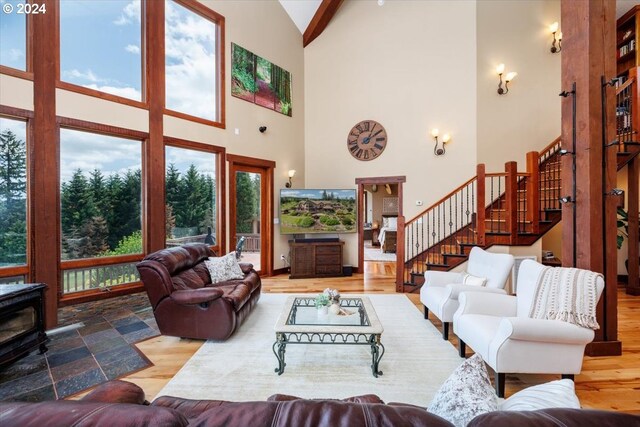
[
  {"left": 228, "top": 154, "right": 275, "bottom": 276},
  {"left": 355, "top": 176, "right": 406, "bottom": 291}
]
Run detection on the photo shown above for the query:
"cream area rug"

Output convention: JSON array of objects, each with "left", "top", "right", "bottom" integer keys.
[{"left": 159, "top": 294, "right": 462, "bottom": 407}]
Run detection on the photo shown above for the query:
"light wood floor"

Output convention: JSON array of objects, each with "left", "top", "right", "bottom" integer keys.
[{"left": 121, "top": 262, "right": 640, "bottom": 413}]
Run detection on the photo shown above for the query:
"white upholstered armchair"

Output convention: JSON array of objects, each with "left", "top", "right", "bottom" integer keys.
[
  {"left": 453, "top": 259, "right": 604, "bottom": 397},
  {"left": 419, "top": 247, "right": 515, "bottom": 340}
]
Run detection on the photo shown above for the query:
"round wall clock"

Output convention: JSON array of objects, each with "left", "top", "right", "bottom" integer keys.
[{"left": 347, "top": 120, "right": 387, "bottom": 161}]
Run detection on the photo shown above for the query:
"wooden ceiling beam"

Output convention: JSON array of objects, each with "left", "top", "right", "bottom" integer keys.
[{"left": 303, "top": 0, "right": 344, "bottom": 48}]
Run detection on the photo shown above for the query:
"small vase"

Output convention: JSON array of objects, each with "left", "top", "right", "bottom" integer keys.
[
  {"left": 328, "top": 302, "right": 340, "bottom": 315},
  {"left": 318, "top": 305, "right": 329, "bottom": 315}
]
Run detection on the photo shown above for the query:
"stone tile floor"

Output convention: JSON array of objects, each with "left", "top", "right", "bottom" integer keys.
[{"left": 0, "top": 292, "right": 158, "bottom": 401}]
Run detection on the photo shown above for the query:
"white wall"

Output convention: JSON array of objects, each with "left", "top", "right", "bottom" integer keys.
[
  {"left": 476, "top": 0, "right": 561, "bottom": 172},
  {"left": 305, "top": 0, "right": 478, "bottom": 268}
]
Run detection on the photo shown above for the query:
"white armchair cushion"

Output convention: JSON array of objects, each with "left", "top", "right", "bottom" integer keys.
[
  {"left": 494, "top": 317, "right": 595, "bottom": 345},
  {"left": 423, "top": 270, "right": 464, "bottom": 288},
  {"left": 447, "top": 284, "right": 506, "bottom": 300},
  {"left": 498, "top": 379, "right": 580, "bottom": 411},
  {"left": 455, "top": 292, "right": 517, "bottom": 319},
  {"left": 462, "top": 273, "right": 487, "bottom": 287},
  {"left": 428, "top": 354, "right": 497, "bottom": 427},
  {"left": 466, "top": 247, "right": 515, "bottom": 289}
]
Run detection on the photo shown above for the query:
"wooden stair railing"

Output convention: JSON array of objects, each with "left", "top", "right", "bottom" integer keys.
[
  {"left": 616, "top": 67, "right": 640, "bottom": 168},
  {"left": 401, "top": 142, "right": 563, "bottom": 292}
]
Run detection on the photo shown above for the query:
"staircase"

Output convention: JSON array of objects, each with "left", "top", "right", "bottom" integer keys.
[{"left": 401, "top": 73, "right": 640, "bottom": 293}]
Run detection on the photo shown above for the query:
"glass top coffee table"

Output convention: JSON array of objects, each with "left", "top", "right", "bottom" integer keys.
[{"left": 273, "top": 295, "right": 384, "bottom": 377}]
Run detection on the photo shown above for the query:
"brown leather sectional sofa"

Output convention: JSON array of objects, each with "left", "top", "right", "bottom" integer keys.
[
  {"left": 1, "top": 380, "right": 637, "bottom": 427},
  {"left": 136, "top": 243, "right": 261, "bottom": 340}
]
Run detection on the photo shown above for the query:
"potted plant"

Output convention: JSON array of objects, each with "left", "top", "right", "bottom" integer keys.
[
  {"left": 617, "top": 207, "right": 640, "bottom": 273},
  {"left": 315, "top": 293, "right": 330, "bottom": 315}
]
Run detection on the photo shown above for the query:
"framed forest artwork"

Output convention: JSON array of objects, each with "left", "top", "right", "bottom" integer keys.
[{"left": 231, "top": 43, "right": 292, "bottom": 117}]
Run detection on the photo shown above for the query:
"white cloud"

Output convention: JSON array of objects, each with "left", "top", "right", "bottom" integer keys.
[
  {"left": 125, "top": 44, "right": 140, "bottom": 54},
  {"left": 7, "top": 49, "right": 24, "bottom": 62},
  {"left": 113, "top": 0, "right": 141, "bottom": 26},
  {"left": 166, "top": 146, "right": 216, "bottom": 178},
  {"left": 63, "top": 69, "right": 102, "bottom": 83},
  {"left": 164, "top": 1, "right": 218, "bottom": 121},
  {"left": 83, "top": 84, "right": 142, "bottom": 101},
  {"left": 60, "top": 128, "right": 142, "bottom": 183}
]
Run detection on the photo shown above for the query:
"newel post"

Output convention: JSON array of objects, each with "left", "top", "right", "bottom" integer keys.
[
  {"left": 504, "top": 161, "right": 518, "bottom": 244},
  {"left": 476, "top": 164, "right": 486, "bottom": 246},
  {"left": 526, "top": 152, "right": 541, "bottom": 234}
]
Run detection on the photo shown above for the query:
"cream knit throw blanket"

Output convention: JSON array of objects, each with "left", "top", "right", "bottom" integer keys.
[{"left": 529, "top": 266, "right": 601, "bottom": 330}]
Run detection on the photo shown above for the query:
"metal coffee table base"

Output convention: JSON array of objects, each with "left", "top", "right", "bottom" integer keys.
[{"left": 272, "top": 332, "right": 385, "bottom": 378}]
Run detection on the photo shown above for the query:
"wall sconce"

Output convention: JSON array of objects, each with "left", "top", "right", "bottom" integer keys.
[
  {"left": 549, "top": 22, "right": 562, "bottom": 53},
  {"left": 285, "top": 169, "right": 296, "bottom": 188},
  {"left": 496, "top": 64, "right": 517, "bottom": 95},
  {"left": 431, "top": 129, "right": 450, "bottom": 156},
  {"left": 559, "top": 196, "right": 573, "bottom": 204}
]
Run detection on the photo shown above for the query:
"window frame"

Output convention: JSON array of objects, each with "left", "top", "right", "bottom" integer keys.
[
  {"left": 56, "top": 0, "right": 148, "bottom": 109},
  {"left": 0, "top": 107, "right": 32, "bottom": 281},
  {"left": 163, "top": 0, "right": 226, "bottom": 129},
  {"left": 56, "top": 116, "right": 149, "bottom": 270},
  {"left": 164, "top": 136, "right": 226, "bottom": 255}
]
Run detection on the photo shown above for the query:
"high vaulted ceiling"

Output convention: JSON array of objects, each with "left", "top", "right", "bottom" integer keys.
[{"left": 279, "top": 0, "right": 322, "bottom": 34}]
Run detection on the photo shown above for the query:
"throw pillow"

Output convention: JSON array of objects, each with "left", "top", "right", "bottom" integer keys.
[
  {"left": 428, "top": 354, "right": 497, "bottom": 427},
  {"left": 205, "top": 252, "right": 244, "bottom": 283},
  {"left": 498, "top": 379, "right": 580, "bottom": 411},
  {"left": 463, "top": 273, "right": 488, "bottom": 287}
]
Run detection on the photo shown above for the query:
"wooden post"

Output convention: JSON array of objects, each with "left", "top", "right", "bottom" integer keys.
[
  {"left": 630, "top": 67, "right": 639, "bottom": 138},
  {"left": 561, "top": 0, "right": 621, "bottom": 356},
  {"left": 504, "top": 162, "right": 518, "bottom": 243},
  {"left": 627, "top": 156, "right": 639, "bottom": 295},
  {"left": 396, "top": 214, "right": 405, "bottom": 292},
  {"left": 476, "top": 164, "right": 486, "bottom": 246},
  {"left": 526, "top": 152, "right": 540, "bottom": 234},
  {"left": 31, "top": 0, "right": 59, "bottom": 328},
  {"left": 145, "top": 0, "right": 166, "bottom": 253}
]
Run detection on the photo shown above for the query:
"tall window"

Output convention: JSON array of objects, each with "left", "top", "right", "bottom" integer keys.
[
  {"left": 0, "top": 4, "right": 27, "bottom": 70},
  {"left": 59, "top": 0, "right": 143, "bottom": 101},
  {"left": 60, "top": 129, "right": 142, "bottom": 260},
  {"left": 165, "top": 0, "right": 221, "bottom": 122},
  {"left": 165, "top": 145, "right": 217, "bottom": 247},
  {"left": 0, "top": 117, "right": 27, "bottom": 267}
]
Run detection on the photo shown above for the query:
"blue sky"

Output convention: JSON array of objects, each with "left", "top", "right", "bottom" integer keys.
[
  {"left": 0, "top": 0, "right": 219, "bottom": 117},
  {"left": 281, "top": 189, "right": 356, "bottom": 200},
  {"left": 60, "top": 0, "right": 143, "bottom": 100},
  {"left": 0, "top": 1, "right": 27, "bottom": 70}
]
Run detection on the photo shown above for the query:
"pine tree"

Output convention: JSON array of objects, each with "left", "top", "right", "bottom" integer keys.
[
  {"left": 0, "top": 129, "right": 27, "bottom": 264},
  {"left": 181, "top": 165, "right": 208, "bottom": 228},
  {"left": 236, "top": 172, "right": 256, "bottom": 233},
  {"left": 89, "top": 169, "right": 108, "bottom": 218},
  {"left": 61, "top": 169, "right": 97, "bottom": 238},
  {"left": 77, "top": 216, "right": 109, "bottom": 258},
  {"left": 165, "top": 203, "right": 176, "bottom": 238},
  {"left": 165, "top": 163, "right": 184, "bottom": 226}
]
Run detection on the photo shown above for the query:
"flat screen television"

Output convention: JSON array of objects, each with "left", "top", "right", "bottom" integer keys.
[{"left": 280, "top": 189, "right": 357, "bottom": 234}]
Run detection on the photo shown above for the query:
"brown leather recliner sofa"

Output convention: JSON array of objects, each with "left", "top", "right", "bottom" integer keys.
[
  {"left": 1, "top": 380, "right": 637, "bottom": 427},
  {"left": 136, "top": 243, "right": 261, "bottom": 340}
]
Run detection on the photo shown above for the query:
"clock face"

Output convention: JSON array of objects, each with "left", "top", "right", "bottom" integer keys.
[{"left": 347, "top": 120, "right": 387, "bottom": 161}]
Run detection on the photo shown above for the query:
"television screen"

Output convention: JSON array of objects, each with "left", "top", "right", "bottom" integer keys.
[{"left": 280, "top": 189, "right": 357, "bottom": 234}]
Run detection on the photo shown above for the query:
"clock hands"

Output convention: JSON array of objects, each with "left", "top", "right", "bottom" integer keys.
[{"left": 362, "top": 126, "right": 382, "bottom": 145}]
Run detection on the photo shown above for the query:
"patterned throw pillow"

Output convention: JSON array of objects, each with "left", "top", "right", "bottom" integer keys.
[
  {"left": 204, "top": 252, "right": 245, "bottom": 283},
  {"left": 428, "top": 354, "right": 497, "bottom": 427}
]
